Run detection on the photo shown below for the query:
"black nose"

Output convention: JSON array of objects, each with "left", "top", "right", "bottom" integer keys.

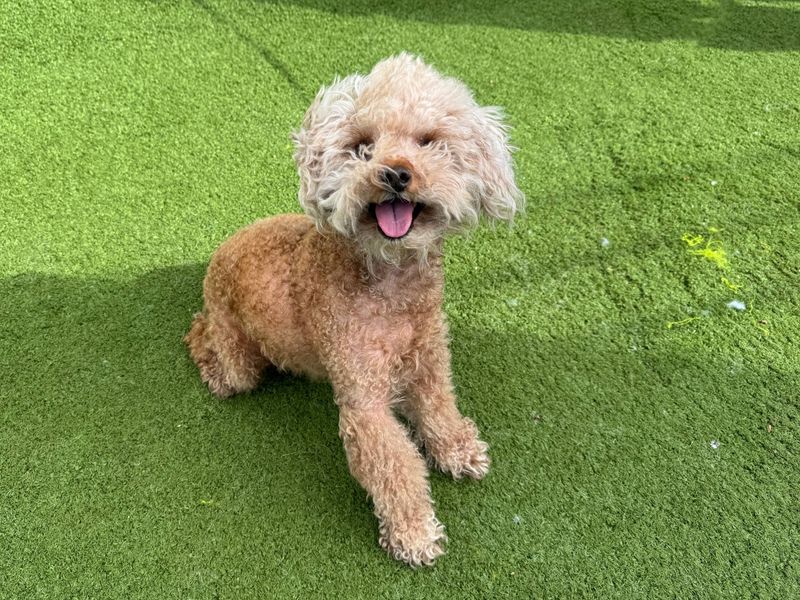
[{"left": 381, "top": 166, "right": 412, "bottom": 192}]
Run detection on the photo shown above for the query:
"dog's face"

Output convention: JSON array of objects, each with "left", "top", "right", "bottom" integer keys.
[{"left": 293, "top": 54, "right": 523, "bottom": 264}]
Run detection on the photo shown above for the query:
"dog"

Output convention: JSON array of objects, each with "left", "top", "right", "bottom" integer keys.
[{"left": 185, "top": 53, "right": 522, "bottom": 566}]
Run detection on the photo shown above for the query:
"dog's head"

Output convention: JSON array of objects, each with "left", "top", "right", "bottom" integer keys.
[{"left": 293, "top": 53, "right": 523, "bottom": 265}]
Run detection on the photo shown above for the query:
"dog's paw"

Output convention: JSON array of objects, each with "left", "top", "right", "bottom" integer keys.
[
  {"left": 446, "top": 438, "right": 491, "bottom": 480},
  {"left": 194, "top": 357, "right": 235, "bottom": 398},
  {"left": 378, "top": 514, "right": 446, "bottom": 567},
  {"left": 437, "top": 438, "right": 490, "bottom": 480},
  {"left": 429, "top": 419, "right": 491, "bottom": 480}
]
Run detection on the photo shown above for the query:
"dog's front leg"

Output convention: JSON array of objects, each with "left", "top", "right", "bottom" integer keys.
[
  {"left": 405, "top": 329, "right": 491, "bottom": 480},
  {"left": 337, "top": 393, "right": 445, "bottom": 566}
]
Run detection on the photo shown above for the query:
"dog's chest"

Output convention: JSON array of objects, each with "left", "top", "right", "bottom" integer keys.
[
  {"left": 344, "top": 279, "right": 440, "bottom": 365},
  {"left": 352, "top": 296, "right": 421, "bottom": 355},
  {"left": 325, "top": 259, "right": 445, "bottom": 375}
]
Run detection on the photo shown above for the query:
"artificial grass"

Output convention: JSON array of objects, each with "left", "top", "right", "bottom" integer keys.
[{"left": 1, "top": 0, "right": 798, "bottom": 597}]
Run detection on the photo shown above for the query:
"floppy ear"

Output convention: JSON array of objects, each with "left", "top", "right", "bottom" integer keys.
[
  {"left": 291, "top": 74, "right": 365, "bottom": 223},
  {"left": 471, "top": 106, "right": 524, "bottom": 222}
]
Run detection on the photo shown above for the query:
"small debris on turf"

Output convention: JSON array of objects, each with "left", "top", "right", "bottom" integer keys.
[
  {"left": 513, "top": 515, "right": 522, "bottom": 525},
  {"left": 710, "top": 440, "right": 720, "bottom": 450},
  {"left": 726, "top": 299, "right": 746, "bottom": 311},
  {"left": 767, "top": 423, "right": 774, "bottom": 433},
  {"left": 600, "top": 237, "right": 611, "bottom": 248},
  {"left": 729, "top": 358, "right": 744, "bottom": 375},
  {"left": 721, "top": 276, "right": 742, "bottom": 291},
  {"left": 532, "top": 412, "right": 542, "bottom": 424},
  {"left": 666, "top": 317, "right": 700, "bottom": 329},
  {"left": 711, "top": 180, "right": 718, "bottom": 186},
  {"left": 682, "top": 228, "right": 730, "bottom": 270}
]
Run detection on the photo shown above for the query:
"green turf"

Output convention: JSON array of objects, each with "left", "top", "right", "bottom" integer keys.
[{"left": 2, "top": 0, "right": 799, "bottom": 597}]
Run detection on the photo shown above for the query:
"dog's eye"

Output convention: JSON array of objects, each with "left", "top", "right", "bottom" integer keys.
[
  {"left": 417, "top": 134, "right": 436, "bottom": 147},
  {"left": 350, "top": 138, "right": 373, "bottom": 160}
]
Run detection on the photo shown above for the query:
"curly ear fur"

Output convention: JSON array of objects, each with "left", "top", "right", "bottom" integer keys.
[
  {"left": 470, "top": 106, "right": 524, "bottom": 222},
  {"left": 292, "top": 74, "right": 366, "bottom": 225}
]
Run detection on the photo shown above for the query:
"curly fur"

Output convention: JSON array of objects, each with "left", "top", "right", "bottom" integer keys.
[{"left": 185, "top": 54, "right": 522, "bottom": 566}]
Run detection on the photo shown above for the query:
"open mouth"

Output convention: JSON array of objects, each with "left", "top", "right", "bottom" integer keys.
[{"left": 369, "top": 198, "right": 424, "bottom": 239}]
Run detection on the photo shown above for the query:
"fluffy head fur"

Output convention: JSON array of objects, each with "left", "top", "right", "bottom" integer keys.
[{"left": 293, "top": 53, "right": 523, "bottom": 268}]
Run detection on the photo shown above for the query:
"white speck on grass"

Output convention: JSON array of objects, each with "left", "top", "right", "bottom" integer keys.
[
  {"left": 600, "top": 237, "right": 611, "bottom": 248},
  {"left": 710, "top": 439, "right": 720, "bottom": 450},
  {"left": 727, "top": 299, "right": 746, "bottom": 311},
  {"left": 710, "top": 180, "right": 718, "bottom": 186},
  {"left": 505, "top": 298, "right": 519, "bottom": 308},
  {"left": 729, "top": 358, "right": 744, "bottom": 375},
  {"left": 513, "top": 515, "right": 522, "bottom": 525}
]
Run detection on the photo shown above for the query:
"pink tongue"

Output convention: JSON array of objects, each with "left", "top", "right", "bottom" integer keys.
[{"left": 375, "top": 199, "right": 414, "bottom": 238}]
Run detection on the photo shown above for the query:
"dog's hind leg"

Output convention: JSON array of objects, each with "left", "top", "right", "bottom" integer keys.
[{"left": 184, "top": 310, "right": 268, "bottom": 398}]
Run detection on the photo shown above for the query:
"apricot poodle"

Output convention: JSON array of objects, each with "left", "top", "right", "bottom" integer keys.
[{"left": 185, "top": 54, "right": 523, "bottom": 566}]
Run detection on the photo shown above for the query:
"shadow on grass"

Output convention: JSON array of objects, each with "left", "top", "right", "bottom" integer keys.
[
  {"left": 4, "top": 209, "right": 800, "bottom": 600},
  {"left": 263, "top": 0, "right": 800, "bottom": 52},
  {"left": 0, "top": 265, "right": 348, "bottom": 515},
  {"left": 1, "top": 263, "right": 795, "bottom": 586}
]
